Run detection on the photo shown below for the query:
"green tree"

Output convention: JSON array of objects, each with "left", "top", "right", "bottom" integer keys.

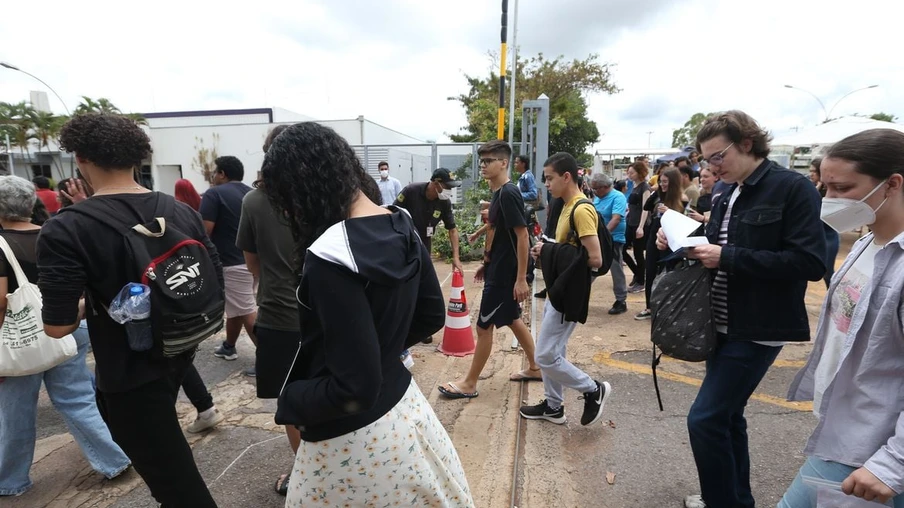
[
  {"left": 672, "top": 112, "right": 714, "bottom": 148},
  {"left": 448, "top": 53, "right": 619, "bottom": 160},
  {"left": 74, "top": 96, "right": 147, "bottom": 125},
  {"left": 3, "top": 101, "right": 37, "bottom": 165},
  {"left": 870, "top": 112, "right": 898, "bottom": 122},
  {"left": 31, "top": 110, "right": 66, "bottom": 179}
]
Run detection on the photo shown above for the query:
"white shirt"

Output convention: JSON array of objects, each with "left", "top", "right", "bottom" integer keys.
[
  {"left": 377, "top": 176, "right": 402, "bottom": 206},
  {"left": 813, "top": 239, "right": 881, "bottom": 415}
]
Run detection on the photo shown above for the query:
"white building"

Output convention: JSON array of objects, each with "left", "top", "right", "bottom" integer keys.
[
  {"left": 2, "top": 102, "right": 430, "bottom": 195},
  {"left": 143, "top": 107, "right": 426, "bottom": 195}
]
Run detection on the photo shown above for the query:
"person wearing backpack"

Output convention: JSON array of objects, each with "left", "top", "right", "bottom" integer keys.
[
  {"left": 37, "top": 114, "right": 223, "bottom": 507},
  {"left": 520, "top": 152, "right": 612, "bottom": 426},
  {"left": 0, "top": 175, "right": 131, "bottom": 498}
]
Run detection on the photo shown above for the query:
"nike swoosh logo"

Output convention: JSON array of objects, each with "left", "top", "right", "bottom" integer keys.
[{"left": 480, "top": 303, "right": 504, "bottom": 323}]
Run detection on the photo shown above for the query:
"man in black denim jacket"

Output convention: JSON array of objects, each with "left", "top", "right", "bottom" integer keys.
[{"left": 659, "top": 110, "right": 826, "bottom": 508}]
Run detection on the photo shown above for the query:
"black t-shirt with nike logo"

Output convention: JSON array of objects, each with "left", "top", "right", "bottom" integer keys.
[{"left": 485, "top": 183, "right": 526, "bottom": 288}]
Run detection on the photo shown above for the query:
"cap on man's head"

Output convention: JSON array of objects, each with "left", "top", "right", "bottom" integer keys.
[{"left": 431, "top": 168, "right": 461, "bottom": 188}]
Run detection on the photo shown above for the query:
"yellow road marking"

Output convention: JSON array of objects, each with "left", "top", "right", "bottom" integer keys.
[
  {"left": 592, "top": 352, "right": 813, "bottom": 412},
  {"left": 657, "top": 355, "right": 806, "bottom": 369}
]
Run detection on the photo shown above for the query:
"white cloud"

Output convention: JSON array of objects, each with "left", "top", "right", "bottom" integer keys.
[{"left": 1, "top": 0, "right": 901, "bottom": 152}]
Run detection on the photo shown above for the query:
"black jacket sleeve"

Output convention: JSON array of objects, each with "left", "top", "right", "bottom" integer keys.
[
  {"left": 404, "top": 243, "right": 446, "bottom": 348},
  {"left": 37, "top": 217, "right": 87, "bottom": 326},
  {"left": 279, "top": 261, "right": 383, "bottom": 427}
]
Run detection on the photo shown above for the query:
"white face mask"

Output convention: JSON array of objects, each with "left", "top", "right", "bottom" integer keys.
[
  {"left": 379, "top": 170, "right": 389, "bottom": 179},
  {"left": 437, "top": 187, "right": 453, "bottom": 200},
  {"left": 821, "top": 179, "right": 888, "bottom": 233}
]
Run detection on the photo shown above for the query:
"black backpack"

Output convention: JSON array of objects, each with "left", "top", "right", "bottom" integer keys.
[
  {"left": 648, "top": 260, "right": 716, "bottom": 410},
  {"left": 567, "top": 199, "right": 615, "bottom": 276},
  {"left": 65, "top": 193, "right": 225, "bottom": 358}
]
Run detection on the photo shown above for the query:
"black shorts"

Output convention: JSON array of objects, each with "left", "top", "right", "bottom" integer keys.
[
  {"left": 476, "top": 284, "right": 521, "bottom": 330},
  {"left": 254, "top": 325, "right": 301, "bottom": 399}
]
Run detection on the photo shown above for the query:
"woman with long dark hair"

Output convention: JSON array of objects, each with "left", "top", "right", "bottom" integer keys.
[
  {"left": 635, "top": 168, "right": 687, "bottom": 320},
  {"left": 780, "top": 129, "right": 904, "bottom": 507},
  {"left": 625, "top": 162, "right": 650, "bottom": 292},
  {"left": 263, "top": 122, "right": 473, "bottom": 507}
]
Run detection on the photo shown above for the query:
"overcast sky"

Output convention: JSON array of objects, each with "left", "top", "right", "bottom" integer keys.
[{"left": 1, "top": 0, "right": 900, "bottom": 153}]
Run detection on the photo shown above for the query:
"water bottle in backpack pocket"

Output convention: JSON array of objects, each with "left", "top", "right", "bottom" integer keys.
[{"left": 108, "top": 282, "right": 154, "bottom": 352}]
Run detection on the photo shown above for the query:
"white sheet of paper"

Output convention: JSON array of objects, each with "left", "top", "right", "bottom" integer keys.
[
  {"left": 660, "top": 209, "right": 705, "bottom": 251},
  {"left": 681, "top": 236, "right": 710, "bottom": 248}
]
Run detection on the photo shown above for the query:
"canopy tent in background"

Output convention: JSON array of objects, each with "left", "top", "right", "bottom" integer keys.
[
  {"left": 772, "top": 116, "right": 904, "bottom": 147},
  {"left": 655, "top": 147, "right": 694, "bottom": 164}
]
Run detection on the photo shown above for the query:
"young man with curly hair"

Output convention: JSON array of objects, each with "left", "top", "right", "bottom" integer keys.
[{"left": 37, "top": 113, "right": 221, "bottom": 507}]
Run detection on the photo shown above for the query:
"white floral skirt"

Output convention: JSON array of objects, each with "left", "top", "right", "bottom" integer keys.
[{"left": 285, "top": 379, "right": 474, "bottom": 508}]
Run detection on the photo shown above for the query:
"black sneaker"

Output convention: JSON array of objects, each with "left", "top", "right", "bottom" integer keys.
[
  {"left": 608, "top": 301, "right": 627, "bottom": 315},
  {"left": 534, "top": 288, "right": 548, "bottom": 299},
  {"left": 580, "top": 381, "right": 612, "bottom": 426},
  {"left": 421, "top": 336, "right": 433, "bottom": 345},
  {"left": 519, "top": 399, "right": 566, "bottom": 424}
]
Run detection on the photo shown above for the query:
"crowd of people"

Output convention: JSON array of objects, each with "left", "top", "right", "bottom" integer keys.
[{"left": 0, "top": 108, "right": 901, "bottom": 508}]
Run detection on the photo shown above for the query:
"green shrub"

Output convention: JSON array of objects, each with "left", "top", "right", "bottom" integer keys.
[{"left": 432, "top": 177, "right": 493, "bottom": 263}]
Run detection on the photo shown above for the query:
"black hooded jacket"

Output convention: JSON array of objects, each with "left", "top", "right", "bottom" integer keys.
[
  {"left": 275, "top": 208, "right": 445, "bottom": 442},
  {"left": 539, "top": 241, "right": 591, "bottom": 324}
]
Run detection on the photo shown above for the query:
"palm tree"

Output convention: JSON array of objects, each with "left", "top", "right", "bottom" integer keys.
[
  {"left": 6, "top": 101, "right": 37, "bottom": 169},
  {"left": 31, "top": 110, "right": 65, "bottom": 180},
  {"left": 74, "top": 96, "right": 147, "bottom": 125}
]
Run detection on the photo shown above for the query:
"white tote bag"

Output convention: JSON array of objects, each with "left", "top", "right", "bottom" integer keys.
[{"left": 0, "top": 235, "right": 77, "bottom": 376}]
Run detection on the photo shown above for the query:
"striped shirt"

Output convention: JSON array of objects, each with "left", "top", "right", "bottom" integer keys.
[
  {"left": 711, "top": 186, "right": 739, "bottom": 327},
  {"left": 713, "top": 186, "right": 786, "bottom": 347}
]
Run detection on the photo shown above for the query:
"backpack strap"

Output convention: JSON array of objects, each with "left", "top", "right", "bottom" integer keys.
[
  {"left": 61, "top": 192, "right": 172, "bottom": 237},
  {"left": 652, "top": 343, "right": 664, "bottom": 412},
  {"left": 568, "top": 198, "right": 595, "bottom": 244}
]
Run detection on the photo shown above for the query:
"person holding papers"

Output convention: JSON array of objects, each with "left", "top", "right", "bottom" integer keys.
[{"left": 655, "top": 111, "right": 825, "bottom": 508}]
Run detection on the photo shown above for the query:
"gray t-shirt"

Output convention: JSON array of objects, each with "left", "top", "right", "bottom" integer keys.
[{"left": 236, "top": 189, "right": 300, "bottom": 332}]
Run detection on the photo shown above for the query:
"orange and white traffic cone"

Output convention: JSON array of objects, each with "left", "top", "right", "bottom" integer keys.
[{"left": 439, "top": 269, "right": 475, "bottom": 357}]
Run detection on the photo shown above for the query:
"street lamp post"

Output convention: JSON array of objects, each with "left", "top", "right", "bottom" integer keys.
[
  {"left": 1, "top": 61, "right": 75, "bottom": 176},
  {"left": 0, "top": 62, "right": 71, "bottom": 115},
  {"left": 827, "top": 85, "right": 880, "bottom": 120},
  {"left": 784, "top": 84, "right": 879, "bottom": 123}
]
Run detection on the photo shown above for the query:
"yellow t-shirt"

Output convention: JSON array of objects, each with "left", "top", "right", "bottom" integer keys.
[{"left": 556, "top": 194, "right": 599, "bottom": 246}]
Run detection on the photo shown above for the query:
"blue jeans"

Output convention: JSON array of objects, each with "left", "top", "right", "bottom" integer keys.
[
  {"left": 687, "top": 340, "right": 782, "bottom": 508},
  {"left": 0, "top": 327, "right": 130, "bottom": 496},
  {"left": 778, "top": 456, "right": 904, "bottom": 507}
]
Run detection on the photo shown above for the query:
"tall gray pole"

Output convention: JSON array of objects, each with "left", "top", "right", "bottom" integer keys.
[{"left": 507, "top": 0, "right": 519, "bottom": 148}]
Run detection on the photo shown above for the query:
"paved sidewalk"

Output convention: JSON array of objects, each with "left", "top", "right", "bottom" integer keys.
[{"left": 15, "top": 233, "right": 856, "bottom": 507}]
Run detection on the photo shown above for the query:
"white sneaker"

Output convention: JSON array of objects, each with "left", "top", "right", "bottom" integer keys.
[
  {"left": 186, "top": 408, "right": 225, "bottom": 433},
  {"left": 684, "top": 494, "right": 705, "bottom": 508}
]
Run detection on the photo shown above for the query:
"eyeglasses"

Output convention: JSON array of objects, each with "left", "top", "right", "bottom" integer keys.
[
  {"left": 705, "top": 142, "right": 734, "bottom": 166},
  {"left": 479, "top": 157, "right": 506, "bottom": 166}
]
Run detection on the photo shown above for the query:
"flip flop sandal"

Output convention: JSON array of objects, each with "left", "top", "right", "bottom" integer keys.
[
  {"left": 437, "top": 382, "right": 479, "bottom": 399},
  {"left": 274, "top": 472, "right": 291, "bottom": 496},
  {"left": 509, "top": 368, "right": 543, "bottom": 381}
]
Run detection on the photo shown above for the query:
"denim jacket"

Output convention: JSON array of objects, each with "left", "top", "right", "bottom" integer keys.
[
  {"left": 788, "top": 232, "right": 904, "bottom": 494},
  {"left": 705, "top": 159, "right": 826, "bottom": 341}
]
